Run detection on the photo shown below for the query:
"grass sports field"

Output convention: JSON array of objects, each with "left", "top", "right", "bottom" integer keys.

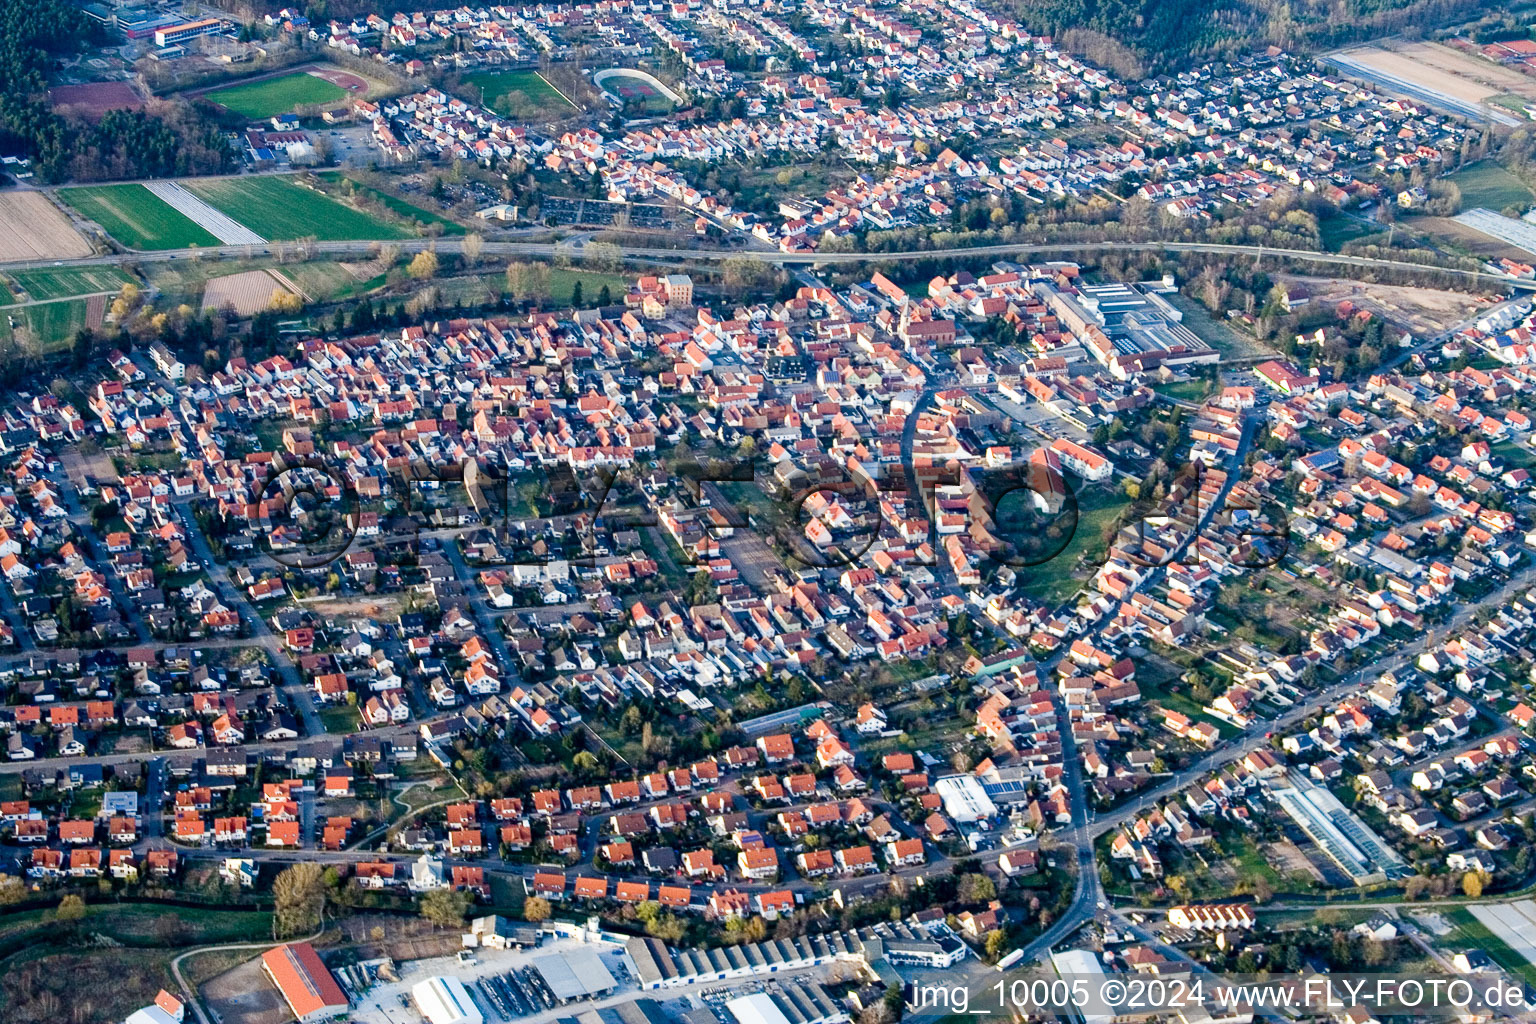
[
  {"left": 6, "top": 266, "right": 133, "bottom": 302},
  {"left": 317, "top": 172, "right": 465, "bottom": 235},
  {"left": 185, "top": 177, "right": 411, "bottom": 241},
  {"left": 60, "top": 184, "right": 220, "bottom": 250},
  {"left": 462, "top": 69, "right": 575, "bottom": 119},
  {"left": 204, "top": 71, "right": 348, "bottom": 119}
]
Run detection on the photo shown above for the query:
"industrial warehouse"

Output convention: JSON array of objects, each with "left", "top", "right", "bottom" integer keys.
[
  {"left": 1036, "top": 278, "right": 1218, "bottom": 379},
  {"left": 725, "top": 987, "right": 850, "bottom": 1024},
  {"left": 414, "top": 976, "right": 485, "bottom": 1024},
  {"left": 624, "top": 921, "right": 966, "bottom": 990},
  {"left": 263, "top": 930, "right": 643, "bottom": 1024},
  {"left": 531, "top": 948, "right": 620, "bottom": 1003},
  {"left": 261, "top": 941, "right": 350, "bottom": 1023}
]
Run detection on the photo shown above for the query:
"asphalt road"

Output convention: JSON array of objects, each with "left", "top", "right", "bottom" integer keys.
[
  {"left": 5, "top": 238, "right": 1523, "bottom": 993},
  {"left": 4, "top": 237, "right": 1530, "bottom": 294},
  {"left": 1089, "top": 557, "right": 1536, "bottom": 842},
  {"left": 171, "top": 493, "right": 325, "bottom": 737}
]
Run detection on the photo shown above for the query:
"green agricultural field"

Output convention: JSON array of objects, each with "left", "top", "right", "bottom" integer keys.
[
  {"left": 204, "top": 71, "right": 349, "bottom": 120},
  {"left": 1449, "top": 160, "right": 1535, "bottom": 213},
  {"left": 282, "top": 260, "right": 382, "bottom": 302},
  {"left": 186, "top": 176, "right": 411, "bottom": 241},
  {"left": 59, "top": 184, "right": 220, "bottom": 250},
  {"left": 317, "top": 172, "right": 465, "bottom": 235},
  {"left": 1446, "top": 909, "right": 1536, "bottom": 988},
  {"left": 6, "top": 266, "right": 133, "bottom": 302},
  {"left": 22, "top": 299, "right": 88, "bottom": 351},
  {"left": 462, "top": 69, "right": 576, "bottom": 119}
]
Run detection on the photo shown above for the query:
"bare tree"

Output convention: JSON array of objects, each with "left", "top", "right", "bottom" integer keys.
[
  {"left": 273, "top": 862, "right": 328, "bottom": 938},
  {"left": 462, "top": 233, "right": 484, "bottom": 266},
  {"left": 583, "top": 241, "right": 623, "bottom": 273}
]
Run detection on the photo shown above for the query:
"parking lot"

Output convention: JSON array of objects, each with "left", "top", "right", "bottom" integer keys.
[
  {"left": 321, "top": 125, "right": 379, "bottom": 167},
  {"left": 541, "top": 196, "right": 673, "bottom": 228},
  {"left": 343, "top": 937, "right": 639, "bottom": 1024}
]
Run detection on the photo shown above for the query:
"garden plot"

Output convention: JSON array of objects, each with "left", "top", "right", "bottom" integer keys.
[{"left": 145, "top": 182, "right": 264, "bottom": 245}]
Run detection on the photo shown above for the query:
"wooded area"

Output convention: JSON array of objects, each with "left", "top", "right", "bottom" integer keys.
[
  {"left": 1008, "top": 0, "right": 1492, "bottom": 76},
  {"left": 0, "top": 0, "right": 235, "bottom": 182}
]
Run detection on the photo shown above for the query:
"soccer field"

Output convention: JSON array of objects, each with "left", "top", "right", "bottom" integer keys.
[
  {"left": 6, "top": 266, "right": 133, "bottom": 302},
  {"left": 462, "top": 70, "right": 576, "bottom": 119},
  {"left": 185, "top": 177, "right": 412, "bottom": 241},
  {"left": 59, "top": 184, "right": 221, "bottom": 250},
  {"left": 204, "top": 72, "right": 349, "bottom": 120}
]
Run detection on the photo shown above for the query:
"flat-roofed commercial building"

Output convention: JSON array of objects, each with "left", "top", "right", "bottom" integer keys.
[
  {"left": 533, "top": 948, "right": 619, "bottom": 1003},
  {"left": 625, "top": 921, "right": 965, "bottom": 989},
  {"left": 728, "top": 986, "right": 849, "bottom": 1024},
  {"left": 412, "top": 976, "right": 484, "bottom": 1024},
  {"left": 934, "top": 774, "right": 997, "bottom": 824},
  {"left": 1051, "top": 950, "right": 1110, "bottom": 1024},
  {"left": 153, "top": 17, "right": 224, "bottom": 46}
]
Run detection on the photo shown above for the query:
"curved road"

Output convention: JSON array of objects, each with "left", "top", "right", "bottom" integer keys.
[{"left": 171, "top": 926, "right": 326, "bottom": 1024}]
